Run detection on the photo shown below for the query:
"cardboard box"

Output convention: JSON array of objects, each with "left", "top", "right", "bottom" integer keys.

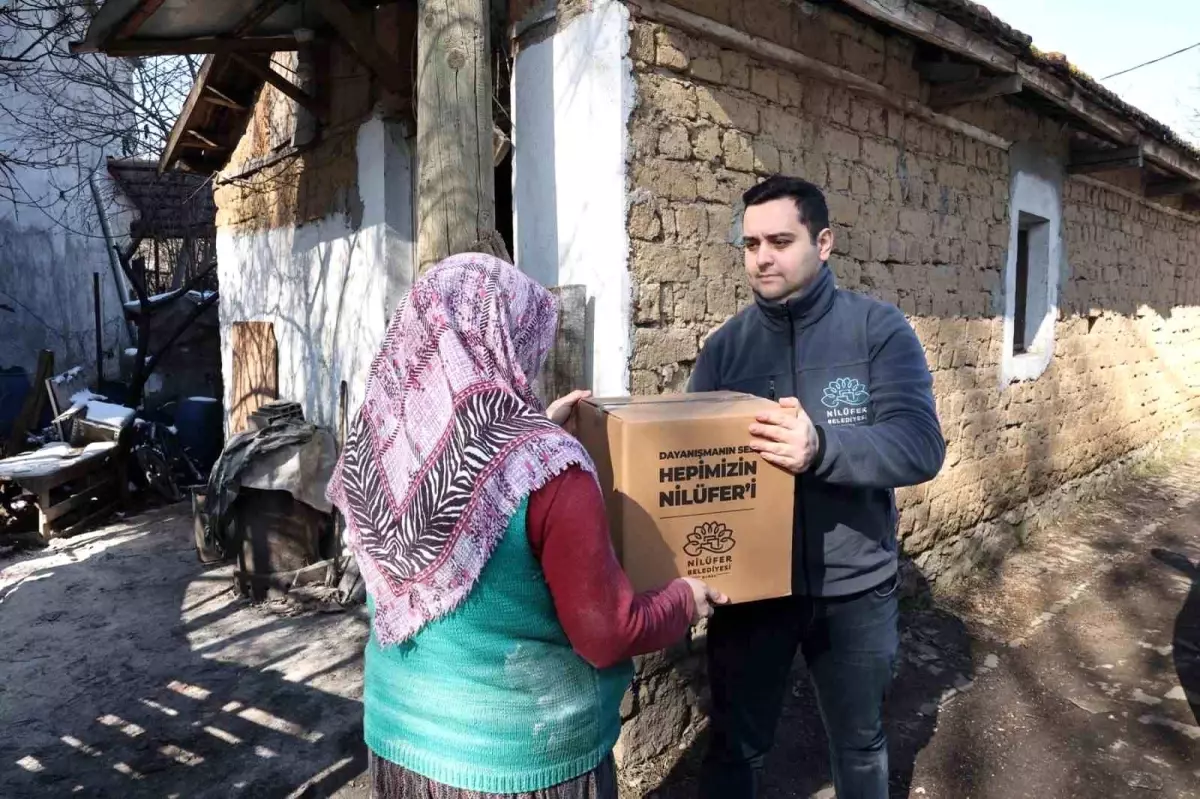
[{"left": 574, "top": 392, "right": 794, "bottom": 603}]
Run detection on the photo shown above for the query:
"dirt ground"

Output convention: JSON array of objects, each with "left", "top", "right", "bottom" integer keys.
[
  {"left": 0, "top": 506, "right": 372, "bottom": 798},
  {"left": 2, "top": 436, "right": 1198, "bottom": 798}
]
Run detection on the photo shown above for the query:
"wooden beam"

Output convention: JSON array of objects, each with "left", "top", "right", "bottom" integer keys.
[
  {"left": 627, "top": 0, "right": 1011, "bottom": 151},
  {"left": 1145, "top": 178, "right": 1200, "bottom": 198},
  {"left": 160, "top": 55, "right": 217, "bottom": 173},
  {"left": 229, "top": 53, "right": 328, "bottom": 123},
  {"left": 107, "top": 0, "right": 167, "bottom": 44},
  {"left": 1015, "top": 63, "right": 1137, "bottom": 143},
  {"left": 929, "top": 74, "right": 1022, "bottom": 111},
  {"left": 231, "top": 0, "right": 293, "bottom": 37},
  {"left": 310, "top": 0, "right": 409, "bottom": 98},
  {"left": 78, "top": 35, "right": 301, "bottom": 57},
  {"left": 186, "top": 130, "right": 224, "bottom": 150},
  {"left": 201, "top": 85, "right": 246, "bottom": 111},
  {"left": 177, "top": 140, "right": 228, "bottom": 151},
  {"left": 1068, "top": 144, "right": 1143, "bottom": 174},
  {"left": 534, "top": 285, "right": 588, "bottom": 405},
  {"left": 1142, "top": 137, "right": 1200, "bottom": 183},
  {"left": 416, "top": 0, "right": 499, "bottom": 270},
  {"left": 837, "top": 0, "right": 1140, "bottom": 144},
  {"left": 838, "top": 0, "right": 1017, "bottom": 73},
  {"left": 916, "top": 59, "right": 980, "bottom": 84}
]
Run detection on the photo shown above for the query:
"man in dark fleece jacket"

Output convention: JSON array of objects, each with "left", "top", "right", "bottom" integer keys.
[{"left": 689, "top": 175, "right": 945, "bottom": 799}]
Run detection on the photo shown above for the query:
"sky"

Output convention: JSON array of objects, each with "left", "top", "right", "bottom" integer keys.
[{"left": 976, "top": 0, "right": 1200, "bottom": 143}]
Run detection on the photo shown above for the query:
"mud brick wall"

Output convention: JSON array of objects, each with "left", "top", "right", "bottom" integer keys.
[
  {"left": 214, "top": 7, "right": 410, "bottom": 233},
  {"left": 624, "top": 0, "right": 1200, "bottom": 583}
]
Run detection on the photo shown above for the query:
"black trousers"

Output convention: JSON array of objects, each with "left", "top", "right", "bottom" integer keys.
[{"left": 699, "top": 575, "right": 900, "bottom": 799}]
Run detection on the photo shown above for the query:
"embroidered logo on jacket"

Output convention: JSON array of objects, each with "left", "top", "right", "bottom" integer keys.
[
  {"left": 820, "top": 377, "right": 870, "bottom": 426},
  {"left": 821, "top": 377, "right": 870, "bottom": 408}
]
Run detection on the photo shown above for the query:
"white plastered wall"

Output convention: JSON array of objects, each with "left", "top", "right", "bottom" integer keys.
[
  {"left": 216, "top": 114, "right": 415, "bottom": 431},
  {"left": 512, "top": 0, "right": 635, "bottom": 396},
  {"left": 1001, "top": 150, "right": 1064, "bottom": 386}
]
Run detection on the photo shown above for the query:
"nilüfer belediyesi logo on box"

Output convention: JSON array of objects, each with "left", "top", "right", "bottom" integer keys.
[{"left": 683, "top": 521, "right": 737, "bottom": 578}]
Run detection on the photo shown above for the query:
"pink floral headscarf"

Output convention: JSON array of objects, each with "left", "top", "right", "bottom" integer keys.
[{"left": 326, "top": 253, "right": 595, "bottom": 646}]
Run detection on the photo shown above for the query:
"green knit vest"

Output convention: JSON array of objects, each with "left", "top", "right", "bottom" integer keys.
[{"left": 363, "top": 499, "right": 634, "bottom": 793}]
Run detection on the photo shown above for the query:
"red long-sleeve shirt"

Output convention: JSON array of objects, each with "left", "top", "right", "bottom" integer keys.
[{"left": 526, "top": 466, "right": 694, "bottom": 669}]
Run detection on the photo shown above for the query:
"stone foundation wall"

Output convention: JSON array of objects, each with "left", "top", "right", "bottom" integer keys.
[{"left": 614, "top": 0, "right": 1200, "bottom": 773}]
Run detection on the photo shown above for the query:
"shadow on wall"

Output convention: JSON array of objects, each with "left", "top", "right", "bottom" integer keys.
[
  {"left": 219, "top": 117, "right": 416, "bottom": 430},
  {"left": 0, "top": 218, "right": 131, "bottom": 376},
  {"left": 0, "top": 507, "right": 368, "bottom": 798}
]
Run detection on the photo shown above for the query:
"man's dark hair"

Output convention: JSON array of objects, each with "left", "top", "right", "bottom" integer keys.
[{"left": 742, "top": 175, "right": 830, "bottom": 243}]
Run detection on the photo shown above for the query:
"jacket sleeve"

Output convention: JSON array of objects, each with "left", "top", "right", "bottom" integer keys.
[
  {"left": 810, "top": 304, "right": 945, "bottom": 488},
  {"left": 688, "top": 334, "right": 721, "bottom": 392}
]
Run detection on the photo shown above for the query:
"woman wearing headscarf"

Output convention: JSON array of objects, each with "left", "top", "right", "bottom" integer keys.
[{"left": 326, "top": 253, "right": 727, "bottom": 799}]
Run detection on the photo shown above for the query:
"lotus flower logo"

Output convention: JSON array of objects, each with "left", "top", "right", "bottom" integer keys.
[
  {"left": 821, "top": 377, "right": 870, "bottom": 409},
  {"left": 684, "top": 521, "right": 737, "bottom": 557}
]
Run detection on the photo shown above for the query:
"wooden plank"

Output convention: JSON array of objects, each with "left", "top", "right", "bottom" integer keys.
[
  {"left": 837, "top": 0, "right": 1017, "bottom": 73},
  {"left": 229, "top": 53, "right": 328, "bottom": 123},
  {"left": 201, "top": 85, "right": 246, "bottom": 111},
  {"left": 5, "top": 350, "right": 53, "bottom": 456},
  {"left": 1068, "top": 144, "right": 1143, "bottom": 174},
  {"left": 107, "top": 0, "right": 168, "bottom": 44},
  {"left": 57, "top": 501, "right": 119, "bottom": 540},
  {"left": 230, "top": 322, "right": 279, "bottom": 435},
  {"left": 1015, "top": 63, "right": 1137, "bottom": 143},
  {"left": 1145, "top": 178, "right": 1200, "bottom": 198},
  {"left": 160, "top": 55, "right": 218, "bottom": 173},
  {"left": 535, "top": 285, "right": 588, "bottom": 406},
  {"left": 186, "top": 130, "right": 224, "bottom": 149},
  {"left": 311, "top": 0, "right": 409, "bottom": 98},
  {"left": 628, "top": 0, "right": 1012, "bottom": 151},
  {"left": 17, "top": 447, "right": 115, "bottom": 496},
  {"left": 44, "top": 476, "right": 114, "bottom": 524},
  {"left": 84, "top": 35, "right": 301, "bottom": 57},
  {"left": 916, "top": 59, "right": 980, "bottom": 84},
  {"left": 836, "top": 0, "right": 1143, "bottom": 145},
  {"left": 929, "top": 74, "right": 1022, "bottom": 111},
  {"left": 231, "top": 0, "right": 293, "bottom": 37},
  {"left": 1142, "top": 138, "right": 1200, "bottom": 183}
]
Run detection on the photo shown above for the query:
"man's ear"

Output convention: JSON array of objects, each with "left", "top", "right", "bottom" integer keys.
[{"left": 817, "top": 227, "right": 834, "bottom": 261}]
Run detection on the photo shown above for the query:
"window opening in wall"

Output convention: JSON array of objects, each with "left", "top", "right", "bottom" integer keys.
[{"left": 1012, "top": 210, "right": 1050, "bottom": 357}]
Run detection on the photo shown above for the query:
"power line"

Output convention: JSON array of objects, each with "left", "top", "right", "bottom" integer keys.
[{"left": 1100, "top": 41, "right": 1200, "bottom": 81}]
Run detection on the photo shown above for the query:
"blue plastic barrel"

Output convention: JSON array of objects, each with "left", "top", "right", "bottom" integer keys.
[
  {"left": 0, "top": 367, "right": 32, "bottom": 440},
  {"left": 175, "top": 396, "right": 224, "bottom": 475}
]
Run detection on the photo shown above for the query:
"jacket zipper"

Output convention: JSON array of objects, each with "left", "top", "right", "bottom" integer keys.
[{"left": 790, "top": 314, "right": 808, "bottom": 596}]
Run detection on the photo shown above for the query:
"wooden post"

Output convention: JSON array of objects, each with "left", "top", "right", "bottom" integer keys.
[
  {"left": 534, "top": 285, "right": 588, "bottom": 406},
  {"left": 416, "top": 0, "right": 502, "bottom": 270},
  {"left": 93, "top": 273, "right": 104, "bottom": 387}
]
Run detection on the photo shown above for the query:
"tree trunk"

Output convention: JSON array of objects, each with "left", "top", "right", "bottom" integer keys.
[{"left": 416, "top": 0, "right": 505, "bottom": 270}]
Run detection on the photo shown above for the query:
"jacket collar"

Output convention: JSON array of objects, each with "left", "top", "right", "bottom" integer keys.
[{"left": 753, "top": 263, "right": 837, "bottom": 332}]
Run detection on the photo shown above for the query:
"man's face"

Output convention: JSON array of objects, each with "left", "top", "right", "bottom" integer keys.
[{"left": 742, "top": 198, "right": 834, "bottom": 301}]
